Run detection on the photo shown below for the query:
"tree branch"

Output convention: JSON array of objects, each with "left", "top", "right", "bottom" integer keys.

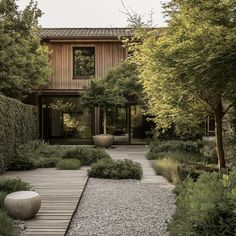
[{"left": 223, "top": 101, "right": 236, "bottom": 117}]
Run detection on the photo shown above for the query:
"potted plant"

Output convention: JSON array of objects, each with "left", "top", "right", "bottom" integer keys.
[{"left": 80, "top": 79, "right": 126, "bottom": 147}]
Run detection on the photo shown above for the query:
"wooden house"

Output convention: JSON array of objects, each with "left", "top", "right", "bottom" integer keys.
[{"left": 39, "top": 28, "right": 153, "bottom": 144}]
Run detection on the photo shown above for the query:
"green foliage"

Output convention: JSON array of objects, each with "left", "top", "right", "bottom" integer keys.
[
  {"left": 168, "top": 171, "right": 236, "bottom": 235},
  {"left": 0, "top": 210, "right": 13, "bottom": 236},
  {"left": 88, "top": 159, "right": 143, "bottom": 180},
  {"left": 153, "top": 158, "right": 181, "bottom": 184},
  {"left": 0, "top": 177, "right": 31, "bottom": 194},
  {"left": 0, "top": 177, "right": 31, "bottom": 208},
  {"left": 11, "top": 140, "right": 64, "bottom": 170},
  {"left": 104, "top": 62, "right": 142, "bottom": 101},
  {"left": 80, "top": 77, "right": 126, "bottom": 134},
  {"left": 0, "top": 177, "right": 30, "bottom": 235},
  {"left": 0, "top": 94, "right": 38, "bottom": 173},
  {"left": 129, "top": 0, "right": 236, "bottom": 168},
  {"left": 63, "top": 146, "right": 111, "bottom": 166},
  {"left": 0, "top": 0, "right": 51, "bottom": 98},
  {"left": 148, "top": 139, "right": 218, "bottom": 164},
  {"left": 56, "top": 159, "right": 81, "bottom": 170},
  {"left": 80, "top": 79, "right": 126, "bottom": 110}
]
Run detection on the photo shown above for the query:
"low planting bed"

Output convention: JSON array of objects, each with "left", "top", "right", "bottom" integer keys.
[
  {"left": 168, "top": 171, "right": 236, "bottom": 235},
  {"left": 148, "top": 139, "right": 219, "bottom": 183},
  {"left": 8, "top": 140, "right": 111, "bottom": 171},
  {"left": 88, "top": 159, "right": 143, "bottom": 180}
]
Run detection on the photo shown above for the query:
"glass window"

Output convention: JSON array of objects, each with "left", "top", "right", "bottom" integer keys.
[
  {"left": 73, "top": 47, "right": 95, "bottom": 78},
  {"left": 42, "top": 97, "right": 92, "bottom": 140}
]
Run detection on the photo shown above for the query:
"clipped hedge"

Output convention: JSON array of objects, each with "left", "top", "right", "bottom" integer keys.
[
  {"left": 0, "top": 94, "right": 38, "bottom": 173},
  {"left": 88, "top": 159, "right": 143, "bottom": 180}
]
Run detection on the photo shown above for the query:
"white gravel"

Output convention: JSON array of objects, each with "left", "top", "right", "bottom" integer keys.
[{"left": 67, "top": 178, "right": 175, "bottom": 236}]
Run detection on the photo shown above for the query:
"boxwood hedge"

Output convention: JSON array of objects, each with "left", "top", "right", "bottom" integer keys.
[{"left": 0, "top": 94, "right": 38, "bottom": 173}]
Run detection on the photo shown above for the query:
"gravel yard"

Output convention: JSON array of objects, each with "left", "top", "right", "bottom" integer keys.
[{"left": 67, "top": 178, "right": 175, "bottom": 236}]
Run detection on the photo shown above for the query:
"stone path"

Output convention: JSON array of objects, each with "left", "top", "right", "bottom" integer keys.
[
  {"left": 67, "top": 145, "right": 175, "bottom": 236},
  {"left": 106, "top": 145, "right": 171, "bottom": 185}
]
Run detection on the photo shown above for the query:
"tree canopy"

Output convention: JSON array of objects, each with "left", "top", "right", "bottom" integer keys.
[
  {"left": 0, "top": 0, "right": 51, "bottom": 99},
  {"left": 128, "top": 0, "right": 236, "bottom": 168},
  {"left": 104, "top": 61, "right": 142, "bottom": 102}
]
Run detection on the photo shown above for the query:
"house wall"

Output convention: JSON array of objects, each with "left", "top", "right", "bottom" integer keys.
[{"left": 44, "top": 41, "right": 127, "bottom": 90}]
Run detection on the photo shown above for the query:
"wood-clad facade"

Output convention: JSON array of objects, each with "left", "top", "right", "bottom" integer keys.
[
  {"left": 39, "top": 28, "right": 153, "bottom": 144},
  {"left": 45, "top": 41, "right": 127, "bottom": 90}
]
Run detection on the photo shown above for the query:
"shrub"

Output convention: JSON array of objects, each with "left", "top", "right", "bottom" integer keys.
[
  {"left": 0, "top": 177, "right": 31, "bottom": 194},
  {"left": 63, "top": 146, "right": 111, "bottom": 165},
  {"left": 56, "top": 159, "right": 81, "bottom": 170},
  {"left": 10, "top": 140, "right": 63, "bottom": 170},
  {"left": 147, "top": 139, "right": 201, "bottom": 160},
  {"left": 0, "top": 94, "right": 38, "bottom": 173},
  {"left": 168, "top": 171, "right": 236, "bottom": 235},
  {"left": 178, "top": 163, "right": 218, "bottom": 181},
  {"left": 0, "top": 210, "right": 13, "bottom": 236},
  {"left": 153, "top": 158, "right": 181, "bottom": 184},
  {"left": 88, "top": 159, "right": 143, "bottom": 180}
]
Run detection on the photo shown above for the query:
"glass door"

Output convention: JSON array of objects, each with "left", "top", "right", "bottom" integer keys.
[{"left": 103, "top": 107, "right": 129, "bottom": 143}]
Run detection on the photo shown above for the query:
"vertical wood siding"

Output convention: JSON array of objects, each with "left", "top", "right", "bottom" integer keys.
[{"left": 45, "top": 42, "right": 127, "bottom": 90}]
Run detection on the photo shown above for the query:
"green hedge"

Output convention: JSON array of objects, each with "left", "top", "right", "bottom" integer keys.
[{"left": 0, "top": 94, "right": 38, "bottom": 173}]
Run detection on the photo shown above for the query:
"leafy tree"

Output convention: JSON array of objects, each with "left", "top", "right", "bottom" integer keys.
[
  {"left": 80, "top": 79, "right": 126, "bottom": 134},
  {"left": 0, "top": 0, "right": 51, "bottom": 99},
  {"left": 128, "top": 0, "right": 236, "bottom": 169},
  {"left": 104, "top": 61, "right": 142, "bottom": 102}
]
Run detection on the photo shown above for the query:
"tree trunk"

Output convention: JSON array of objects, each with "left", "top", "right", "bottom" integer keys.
[
  {"left": 103, "top": 109, "right": 107, "bottom": 134},
  {"left": 214, "top": 101, "right": 226, "bottom": 170}
]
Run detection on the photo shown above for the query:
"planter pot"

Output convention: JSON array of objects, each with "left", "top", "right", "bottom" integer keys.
[{"left": 93, "top": 134, "right": 114, "bottom": 148}]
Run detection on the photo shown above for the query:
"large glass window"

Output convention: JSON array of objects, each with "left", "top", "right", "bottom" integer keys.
[
  {"left": 42, "top": 97, "right": 93, "bottom": 141},
  {"left": 73, "top": 47, "right": 95, "bottom": 78}
]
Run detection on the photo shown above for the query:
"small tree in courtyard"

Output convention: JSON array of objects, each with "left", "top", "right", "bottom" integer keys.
[{"left": 80, "top": 79, "right": 126, "bottom": 135}]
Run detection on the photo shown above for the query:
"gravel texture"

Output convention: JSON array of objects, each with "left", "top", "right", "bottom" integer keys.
[{"left": 67, "top": 178, "right": 175, "bottom": 236}]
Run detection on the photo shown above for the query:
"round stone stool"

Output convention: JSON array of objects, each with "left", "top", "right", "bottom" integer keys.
[{"left": 4, "top": 191, "right": 41, "bottom": 220}]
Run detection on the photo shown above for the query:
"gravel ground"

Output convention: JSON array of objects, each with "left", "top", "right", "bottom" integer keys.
[{"left": 67, "top": 178, "right": 175, "bottom": 236}]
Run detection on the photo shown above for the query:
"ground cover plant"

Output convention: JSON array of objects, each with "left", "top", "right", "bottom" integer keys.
[
  {"left": 11, "top": 140, "right": 65, "bottom": 170},
  {"left": 56, "top": 159, "right": 81, "bottom": 170},
  {"left": 168, "top": 171, "right": 236, "bottom": 235},
  {"left": 0, "top": 177, "right": 31, "bottom": 236},
  {"left": 10, "top": 141, "right": 111, "bottom": 171},
  {"left": 148, "top": 139, "right": 219, "bottom": 183},
  {"left": 63, "top": 146, "right": 111, "bottom": 165},
  {"left": 88, "top": 159, "right": 143, "bottom": 180}
]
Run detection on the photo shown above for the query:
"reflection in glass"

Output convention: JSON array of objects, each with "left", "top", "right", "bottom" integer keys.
[{"left": 42, "top": 97, "right": 92, "bottom": 140}]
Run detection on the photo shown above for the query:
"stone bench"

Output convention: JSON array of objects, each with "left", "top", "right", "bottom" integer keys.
[{"left": 4, "top": 191, "right": 41, "bottom": 220}]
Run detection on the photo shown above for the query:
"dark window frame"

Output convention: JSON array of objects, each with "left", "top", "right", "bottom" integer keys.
[{"left": 72, "top": 47, "right": 95, "bottom": 79}]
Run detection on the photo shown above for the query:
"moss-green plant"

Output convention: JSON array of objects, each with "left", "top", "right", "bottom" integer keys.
[
  {"left": 168, "top": 171, "right": 236, "bottom": 235},
  {"left": 88, "top": 159, "right": 143, "bottom": 180},
  {"left": 56, "top": 159, "right": 81, "bottom": 170},
  {"left": 147, "top": 139, "right": 202, "bottom": 160},
  {"left": 11, "top": 140, "right": 64, "bottom": 170},
  {"left": 63, "top": 146, "right": 111, "bottom": 165},
  {"left": 0, "top": 177, "right": 31, "bottom": 194},
  {"left": 0, "top": 210, "right": 13, "bottom": 236},
  {"left": 153, "top": 158, "right": 181, "bottom": 184}
]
